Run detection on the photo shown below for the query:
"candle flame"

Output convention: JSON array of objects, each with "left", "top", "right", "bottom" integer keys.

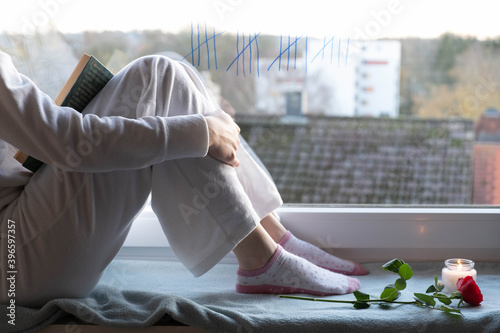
[{"left": 458, "top": 260, "right": 462, "bottom": 271}]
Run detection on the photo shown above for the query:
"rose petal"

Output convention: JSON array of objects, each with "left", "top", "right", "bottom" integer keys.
[
  {"left": 457, "top": 276, "right": 483, "bottom": 306},
  {"left": 456, "top": 277, "right": 464, "bottom": 289}
]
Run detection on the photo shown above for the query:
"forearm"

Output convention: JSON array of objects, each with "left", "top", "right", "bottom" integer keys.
[{"left": 0, "top": 52, "right": 210, "bottom": 172}]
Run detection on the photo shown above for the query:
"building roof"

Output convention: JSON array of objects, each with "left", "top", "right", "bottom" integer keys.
[
  {"left": 238, "top": 115, "right": 475, "bottom": 205},
  {"left": 473, "top": 143, "right": 500, "bottom": 205},
  {"left": 476, "top": 108, "right": 500, "bottom": 142}
]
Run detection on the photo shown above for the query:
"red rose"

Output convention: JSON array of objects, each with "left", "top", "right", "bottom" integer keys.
[{"left": 457, "top": 276, "right": 483, "bottom": 306}]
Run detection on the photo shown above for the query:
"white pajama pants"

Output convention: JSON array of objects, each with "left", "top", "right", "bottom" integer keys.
[{"left": 0, "top": 56, "right": 282, "bottom": 307}]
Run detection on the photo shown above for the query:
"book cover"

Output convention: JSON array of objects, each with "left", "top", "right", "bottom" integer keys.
[{"left": 14, "top": 54, "right": 114, "bottom": 172}]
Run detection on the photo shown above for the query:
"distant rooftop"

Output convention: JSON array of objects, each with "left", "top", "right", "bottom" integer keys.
[
  {"left": 476, "top": 108, "right": 500, "bottom": 143},
  {"left": 238, "top": 115, "right": 475, "bottom": 205},
  {"left": 484, "top": 108, "right": 500, "bottom": 118},
  {"left": 473, "top": 143, "right": 500, "bottom": 205}
]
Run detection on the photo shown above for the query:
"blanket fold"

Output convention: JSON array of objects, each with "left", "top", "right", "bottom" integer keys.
[{"left": 2, "top": 260, "right": 500, "bottom": 333}]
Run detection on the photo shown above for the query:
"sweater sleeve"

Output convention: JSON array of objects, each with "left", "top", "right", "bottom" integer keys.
[{"left": 0, "top": 52, "right": 210, "bottom": 173}]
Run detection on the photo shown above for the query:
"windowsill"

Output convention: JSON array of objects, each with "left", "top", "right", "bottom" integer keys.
[
  {"left": 39, "top": 258, "right": 500, "bottom": 333},
  {"left": 281, "top": 205, "right": 500, "bottom": 262},
  {"left": 119, "top": 204, "right": 500, "bottom": 263}
]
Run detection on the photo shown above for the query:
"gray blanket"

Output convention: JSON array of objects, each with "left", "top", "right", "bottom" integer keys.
[{"left": 2, "top": 260, "right": 500, "bottom": 333}]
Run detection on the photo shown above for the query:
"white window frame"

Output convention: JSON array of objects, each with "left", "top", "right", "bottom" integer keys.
[{"left": 119, "top": 204, "right": 500, "bottom": 263}]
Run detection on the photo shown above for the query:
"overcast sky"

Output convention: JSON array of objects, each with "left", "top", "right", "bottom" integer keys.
[{"left": 1, "top": 0, "right": 498, "bottom": 39}]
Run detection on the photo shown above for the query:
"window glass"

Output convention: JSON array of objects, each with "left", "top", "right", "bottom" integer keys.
[{"left": 1, "top": 0, "right": 499, "bottom": 206}]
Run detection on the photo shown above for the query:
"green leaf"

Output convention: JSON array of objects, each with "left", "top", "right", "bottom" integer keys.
[
  {"left": 353, "top": 301, "right": 371, "bottom": 309},
  {"left": 395, "top": 278, "right": 407, "bottom": 291},
  {"left": 434, "top": 275, "right": 438, "bottom": 286},
  {"left": 414, "top": 293, "right": 436, "bottom": 307},
  {"left": 382, "top": 259, "right": 406, "bottom": 274},
  {"left": 353, "top": 291, "right": 370, "bottom": 301},
  {"left": 435, "top": 293, "right": 452, "bottom": 305},
  {"left": 398, "top": 263, "right": 413, "bottom": 280},
  {"left": 440, "top": 305, "right": 463, "bottom": 316},
  {"left": 381, "top": 285, "right": 400, "bottom": 301},
  {"left": 450, "top": 292, "right": 463, "bottom": 299},
  {"left": 426, "top": 285, "right": 438, "bottom": 293}
]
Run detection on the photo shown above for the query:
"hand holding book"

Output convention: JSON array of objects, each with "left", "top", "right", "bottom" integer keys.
[{"left": 14, "top": 54, "right": 114, "bottom": 172}]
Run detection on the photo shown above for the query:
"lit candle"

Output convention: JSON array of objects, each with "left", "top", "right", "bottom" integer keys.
[{"left": 441, "top": 258, "right": 477, "bottom": 293}]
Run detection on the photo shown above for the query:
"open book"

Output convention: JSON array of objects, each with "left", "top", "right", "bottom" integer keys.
[{"left": 14, "top": 54, "right": 114, "bottom": 172}]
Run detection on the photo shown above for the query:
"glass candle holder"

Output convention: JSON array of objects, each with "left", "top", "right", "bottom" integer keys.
[{"left": 441, "top": 258, "right": 477, "bottom": 293}]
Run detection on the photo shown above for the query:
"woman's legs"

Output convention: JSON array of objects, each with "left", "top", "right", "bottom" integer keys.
[
  {"left": 149, "top": 153, "right": 279, "bottom": 277},
  {"left": 233, "top": 225, "right": 361, "bottom": 295},
  {"left": 0, "top": 166, "right": 152, "bottom": 307},
  {"left": 0, "top": 55, "right": 360, "bottom": 308},
  {"left": 233, "top": 225, "right": 277, "bottom": 270},
  {"left": 259, "top": 213, "right": 368, "bottom": 275},
  {"left": 0, "top": 55, "right": 225, "bottom": 307},
  {"left": 260, "top": 213, "right": 287, "bottom": 242}
]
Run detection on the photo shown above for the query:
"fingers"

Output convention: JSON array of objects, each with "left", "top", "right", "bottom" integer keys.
[
  {"left": 204, "top": 112, "right": 242, "bottom": 167},
  {"left": 211, "top": 146, "right": 240, "bottom": 167},
  {"left": 227, "top": 155, "right": 240, "bottom": 168},
  {"left": 220, "top": 135, "right": 241, "bottom": 167}
]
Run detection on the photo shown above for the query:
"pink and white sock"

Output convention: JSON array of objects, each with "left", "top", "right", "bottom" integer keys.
[
  {"left": 279, "top": 231, "right": 368, "bottom": 275},
  {"left": 236, "top": 245, "right": 360, "bottom": 295}
]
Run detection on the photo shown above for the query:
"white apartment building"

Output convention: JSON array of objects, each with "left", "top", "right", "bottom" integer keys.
[{"left": 255, "top": 39, "right": 401, "bottom": 118}]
